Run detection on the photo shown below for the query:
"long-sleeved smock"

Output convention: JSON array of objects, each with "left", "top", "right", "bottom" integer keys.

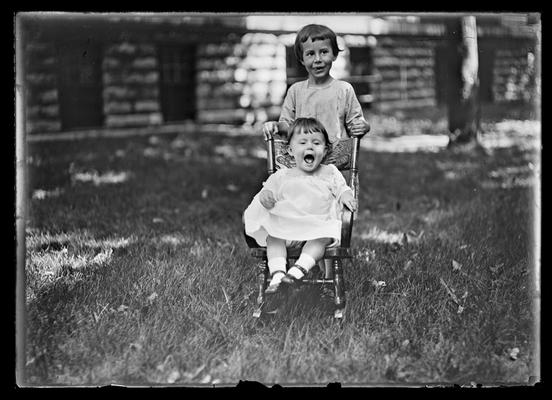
[{"left": 278, "top": 79, "right": 364, "bottom": 147}]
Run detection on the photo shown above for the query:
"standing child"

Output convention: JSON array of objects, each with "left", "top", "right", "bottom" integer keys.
[
  {"left": 261, "top": 23, "right": 371, "bottom": 281},
  {"left": 262, "top": 23, "right": 371, "bottom": 148},
  {"left": 244, "top": 118, "right": 357, "bottom": 294}
]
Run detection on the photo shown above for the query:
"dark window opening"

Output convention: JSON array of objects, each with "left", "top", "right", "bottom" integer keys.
[
  {"left": 348, "top": 46, "right": 376, "bottom": 107},
  {"left": 478, "top": 43, "right": 495, "bottom": 103},
  {"left": 57, "top": 40, "right": 104, "bottom": 130},
  {"left": 434, "top": 43, "right": 449, "bottom": 106},
  {"left": 158, "top": 44, "right": 197, "bottom": 122}
]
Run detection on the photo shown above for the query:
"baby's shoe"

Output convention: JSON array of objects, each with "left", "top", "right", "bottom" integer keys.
[
  {"left": 265, "top": 270, "right": 286, "bottom": 294},
  {"left": 280, "top": 265, "right": 308, "bottom": 286}
]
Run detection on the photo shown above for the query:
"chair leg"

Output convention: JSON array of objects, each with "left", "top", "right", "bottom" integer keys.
[
  {"left": 253, "top": 259, "right": 268, "bottom": 318},
  {"left": 332, "top": 258, "right": 346, "bottom": 319}
]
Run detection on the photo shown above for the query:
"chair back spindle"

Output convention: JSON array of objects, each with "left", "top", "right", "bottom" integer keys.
[{"left": 266, "top": 135, "right": 276, "bottom": 176}]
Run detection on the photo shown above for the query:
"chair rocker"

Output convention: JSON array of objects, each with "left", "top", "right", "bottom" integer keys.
[{"left": 244, "top": 132, "right": 365, "bottom": 319}]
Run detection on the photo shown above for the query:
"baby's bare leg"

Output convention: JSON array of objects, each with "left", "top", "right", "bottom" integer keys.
[
  {"left": 266, "top": 236, "right": 287, "bottom": 290},
  {"left": 301, "top": 238, "right": 332, "bottom": 261},
  {"left": 284, "top": 238, "right": 332, "bottom": 280},
  {"left": 266, "top": 235, "right": 286, "bottom": 260}
]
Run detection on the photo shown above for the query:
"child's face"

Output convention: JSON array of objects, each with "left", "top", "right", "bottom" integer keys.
[
  {"left": 300, "top": 37, "right": 337, "bottom": 83},
  {"left": 288, "top": 128, "right": 328, "bottom": 173}
]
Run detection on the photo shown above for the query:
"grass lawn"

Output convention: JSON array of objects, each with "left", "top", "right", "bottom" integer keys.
[{"left": 22, "top": 120, "right": 539, "bottom": 386}]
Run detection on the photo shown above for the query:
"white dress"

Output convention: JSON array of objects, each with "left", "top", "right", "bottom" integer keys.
[{"left": 243, "top": 164, "right": 352, "bottom": 247}]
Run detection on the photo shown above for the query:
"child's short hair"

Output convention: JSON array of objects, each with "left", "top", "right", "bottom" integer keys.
[
  {"left": 294, "top": 24, "right": 342, "bottom": 62},
  {"left": 287, "top": 117, "right": 330, "bottom": 145}
]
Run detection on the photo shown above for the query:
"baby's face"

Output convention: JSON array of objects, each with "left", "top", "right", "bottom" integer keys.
[{"left": 288, "top": 129, "right": 328, "bottom": 173}]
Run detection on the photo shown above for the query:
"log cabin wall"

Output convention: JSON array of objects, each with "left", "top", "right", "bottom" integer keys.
[
  {"left": 370, "top": 35, "right": 438, "bottom": 111},
  {"left": 24, "top": 41, "right": 62, "bottom": 134},
  {"left": 492, "top": 42, "right": 536, "bottom": 103},
  {"left": 20, "top": 16, "right": 538, "bottom": 135},
  {"left": 195, "top": 32, "right": 287, "bottom": 125},
  {"left": 102, "top": 41, "right": 163, "bottom": 128}
]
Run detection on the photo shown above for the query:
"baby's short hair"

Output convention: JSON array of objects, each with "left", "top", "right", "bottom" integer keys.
[
  {"left": 287, "top": 117, "right": 330, "bottom": 145},
  {"left": 294, "top": 24, "right": 342, "bottom": 62}
]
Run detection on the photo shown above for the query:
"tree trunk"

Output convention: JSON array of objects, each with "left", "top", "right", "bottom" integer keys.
[
  {"left": 533, "top": 17, "right": 541, "bottom": 121},
  {"left": 445, "top": 16, "right": 481, "bottom": 147}
]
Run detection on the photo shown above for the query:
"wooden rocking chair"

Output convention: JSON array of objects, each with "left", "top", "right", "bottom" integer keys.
[{"left": 244, "top": 131, "right": 365, "bottom": 319}]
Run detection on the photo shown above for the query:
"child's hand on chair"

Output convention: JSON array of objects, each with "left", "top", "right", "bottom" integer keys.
[
  {"left": 340, "top": 191, "right": 357, "bottom": 212},
  {"left": 262, "top": 121, "right": 279, "bottom": 141},
  {"left": 259, "top": 190, "right": 277, "bottom": 209},
  {"left": 350, "top": 118, "right": 371, "bottom": 137}
]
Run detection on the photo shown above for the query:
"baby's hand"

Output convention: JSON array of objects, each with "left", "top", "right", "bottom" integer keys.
[
  {"left": 350, "top": 118, "right": 371, "bottom": 137},
  {"left": 259, "top": 190, "right": 277, "bottom": 209},
  {"left": 262, "top": 121, "right": 279, "bottom": 141},
  {"left": 340, "top": 191, "right": 357, "bottom": 212}
]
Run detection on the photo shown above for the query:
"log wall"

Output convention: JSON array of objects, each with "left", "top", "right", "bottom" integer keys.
[
  {"left": 21, "top": 21, "right": 538, "bottom": 134},
  {"left": 24, "top": 42, "right": 62, "bottom": 134},
  {"left": 102, "top": 41, "right": 163, "bottom": 128},
  {"left": 371, "top": 35, "right": 437, "bottom": 111}
]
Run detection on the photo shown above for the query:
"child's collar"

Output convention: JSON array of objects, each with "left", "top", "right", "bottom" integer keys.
[{"left": 306, "top": 76, "right": 335, "bottom": 89}]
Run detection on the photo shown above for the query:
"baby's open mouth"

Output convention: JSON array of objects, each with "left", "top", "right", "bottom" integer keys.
[{"left": 304, "top": 154, "right": 315, "bottom": 164}]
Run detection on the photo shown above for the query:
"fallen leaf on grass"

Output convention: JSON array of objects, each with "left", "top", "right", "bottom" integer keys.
[
  {"left": 509, "top": 347, "right": 520, "bottom": 360},
  {"left": 129, "top": 342, "right": 142, "bottom": 351},
  {"left": 452, "top": 260, "right": 462, "bottom": 272},
  {"left": 117, "top": 304, "right": 129, "bottom": 312},
  {"left": 147, "top": 292, "right": 158, "bottom": 302},
  {"left": 371, "top": 280, "right": 387, "bottom": 289}
]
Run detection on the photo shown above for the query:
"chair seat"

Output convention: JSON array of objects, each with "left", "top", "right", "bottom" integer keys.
[{"left": 249, "top": 246, "right": 352, "bottom": 259}]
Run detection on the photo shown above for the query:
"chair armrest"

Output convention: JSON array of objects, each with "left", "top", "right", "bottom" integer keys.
[{"left": 340, "top": 208, "right": 354, "bottom": 248}]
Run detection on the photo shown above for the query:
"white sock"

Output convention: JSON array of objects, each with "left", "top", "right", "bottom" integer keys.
[
  {"left": 268, "top": 257, "right": 286, "bottom": 285},
  {"left": 289, "top": 253, "right": 316, "bottom": 279}
]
